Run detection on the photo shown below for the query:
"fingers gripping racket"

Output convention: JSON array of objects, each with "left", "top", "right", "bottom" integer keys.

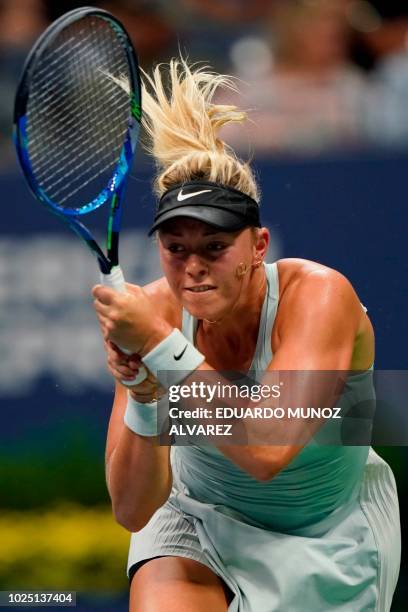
[{"left": 14, "top": 7, "right": 147, "bottom": 385}]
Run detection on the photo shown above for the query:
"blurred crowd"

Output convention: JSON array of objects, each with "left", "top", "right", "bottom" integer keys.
[{"left": 2, "top": 0, "right": 408, "bottom": 164}]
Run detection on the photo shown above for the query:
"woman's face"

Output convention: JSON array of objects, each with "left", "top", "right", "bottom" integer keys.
[{"left": 158, "top": 217, "right": 259, "bottom": 321}]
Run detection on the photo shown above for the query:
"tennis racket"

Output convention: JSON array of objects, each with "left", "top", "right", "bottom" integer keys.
[{"left": 13, "top": 6, "right": 147, "bottom": 385}]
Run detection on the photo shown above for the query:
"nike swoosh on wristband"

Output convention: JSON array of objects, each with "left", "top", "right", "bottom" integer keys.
[
  {"left": 174, "top": 345, "right": 188, "bottom": 360},
  {"left": 177, "top": 188, "right": 212, "bottom": 202}
]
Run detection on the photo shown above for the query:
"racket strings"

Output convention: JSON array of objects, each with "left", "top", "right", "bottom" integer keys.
[
  {"left": 30, "top": 78, "right": 128, "bottom": 141},
  {"left": 37, "top": 146, "right": 124, "bottom": 207},
  {"left": 28, "top": 35, "right": 128, "bottom": 198},
  {"left": 30, "top": 45, "right": 129, "bottom": 128},
  {"left": 30, "top": 96, "right": 129, "bottom": 194},
  {"left": 26, "top": 15, "right": 131, "bottom": 210},
  {"left": 29, "top": 81, "right": 129, "bottom": 177}
]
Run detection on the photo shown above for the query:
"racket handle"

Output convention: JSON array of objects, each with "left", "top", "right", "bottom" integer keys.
[{"left": 101, "top": 267, "right": 148, "bottom": 386}]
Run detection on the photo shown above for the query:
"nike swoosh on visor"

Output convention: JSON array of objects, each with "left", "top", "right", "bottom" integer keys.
[{"left": 177, "top": 189, "right": 213, "bottom": 202}]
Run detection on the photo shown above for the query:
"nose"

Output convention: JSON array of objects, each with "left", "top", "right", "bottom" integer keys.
[{"left": 185, "top": 253, "right": 208, "bottom": 280}]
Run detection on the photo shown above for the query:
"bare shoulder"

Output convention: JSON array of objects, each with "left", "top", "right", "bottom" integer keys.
[
  {"left": 274, "top": 258, "right": 374, "bottom": 360},
  {"left": 277, "top": 258, "right": 360, "bottom": 307},
  {"left": 127, "top": 277, "right": 182, "bottom": 329}
]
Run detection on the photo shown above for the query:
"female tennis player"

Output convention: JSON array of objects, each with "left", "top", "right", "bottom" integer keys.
[{"left": 93, "top": 59, "right": 401, "bottom": 611}]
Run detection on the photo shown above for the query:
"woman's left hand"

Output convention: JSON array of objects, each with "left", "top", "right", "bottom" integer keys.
[{"left": 92, "top": 284, "right": 171, "bottom": 356}]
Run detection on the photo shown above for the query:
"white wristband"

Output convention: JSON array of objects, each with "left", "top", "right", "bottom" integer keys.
[
  {"left": 142, "top": 328, "right": 205, "bottom": 388},
  {"left": 124, "top": 394, "right": 169, "bottom": 437}
]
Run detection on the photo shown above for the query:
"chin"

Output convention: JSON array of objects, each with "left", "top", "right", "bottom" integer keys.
[
  {"left": 181, "top": 289, "right": 234, "bottom": 321},
  {"left": 184, "top": 302, "right": 229, "bottom": 321}
]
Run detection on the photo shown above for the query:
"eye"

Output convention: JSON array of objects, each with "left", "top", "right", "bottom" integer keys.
[
  {"left": 167, "top": 244, "right": 185, "bottom": 253},
  {"left": 207, "top": 242, "right": 227, "bottom": 252}
]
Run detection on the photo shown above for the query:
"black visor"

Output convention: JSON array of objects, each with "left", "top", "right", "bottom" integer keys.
[{"left": 148, "top": 181, "right": 261, "bottom": 236}]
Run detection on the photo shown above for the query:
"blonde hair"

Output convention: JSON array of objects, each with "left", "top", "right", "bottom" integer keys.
[{"left": 140, "top": 59, "right": 260, "bottom": 202}]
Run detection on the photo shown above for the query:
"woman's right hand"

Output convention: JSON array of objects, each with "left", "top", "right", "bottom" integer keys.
[{"left": 104, "top": 340, "right": 165, "bottom": 403}]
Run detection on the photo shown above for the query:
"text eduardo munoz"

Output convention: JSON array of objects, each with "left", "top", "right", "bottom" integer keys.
[{"left": 167, "top": 382, "right": 342, "bottom": 437}]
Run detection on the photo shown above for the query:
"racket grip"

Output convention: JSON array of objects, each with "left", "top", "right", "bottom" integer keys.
[{"left": 101, "top": 267, "right": 148, "bottom": 386}]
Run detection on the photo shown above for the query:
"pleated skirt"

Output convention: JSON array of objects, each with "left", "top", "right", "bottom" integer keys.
[{"left": 128, "top": 449, "right": 400, "bottom": 611}]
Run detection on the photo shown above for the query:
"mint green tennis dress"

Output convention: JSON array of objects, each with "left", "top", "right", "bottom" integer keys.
[{"left": 128, "top": 263, "right": 401, "bottom": 611}]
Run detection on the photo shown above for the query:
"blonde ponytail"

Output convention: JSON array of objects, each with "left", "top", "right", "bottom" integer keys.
[{"left": 141, "top": 59, "right": 260, "bottom": 202}]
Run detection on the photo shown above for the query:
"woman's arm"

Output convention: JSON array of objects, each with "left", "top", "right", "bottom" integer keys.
[
  {"left": 215, "top": 267, "right": 374, "bottom": 479},
  {"left": 105, "top": 382, "right": 172, "bottom": 532},
  {"left": 101, "top": 278, "right": 180, "bottom": 532}
]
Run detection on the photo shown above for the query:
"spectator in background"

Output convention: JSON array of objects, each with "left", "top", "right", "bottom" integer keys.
[
  {"left": 101, "top": 1, "right": 174, "bottom": 67},
  {"left": 180, "top": 0, "right": 271, "bottom": 23},
  {"left": 160, "top": 0, "right": 271, "bottom": 73},
  {"left": 350, "top": 1, "right": 408, "bottom": 66},
  {"left": 348, "top": 1, "right": 408, "bottom": 147},
  {"left": 221, "top": 0, "right": 370, "bottom": 156}
]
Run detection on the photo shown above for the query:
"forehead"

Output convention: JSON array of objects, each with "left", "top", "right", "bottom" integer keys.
[{"left": 158, "top": 217, "right": 225, "bottom": 237}]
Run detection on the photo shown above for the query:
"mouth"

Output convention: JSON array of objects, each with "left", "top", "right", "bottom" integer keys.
[{"left": 185, "top": 285, "right": 216, "bottom": 293}]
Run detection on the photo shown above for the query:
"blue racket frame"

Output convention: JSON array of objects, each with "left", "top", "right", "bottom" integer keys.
[{"left": 13, "top": 7, "right": 142, "bottom": 274}]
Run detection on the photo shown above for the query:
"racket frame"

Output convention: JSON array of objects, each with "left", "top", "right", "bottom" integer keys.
[
  {"left": 13, "top": 6, "right": 142, "bottom": 274},
  {"left": 14, "top": 7, "right": 148, "bottom": 385}
]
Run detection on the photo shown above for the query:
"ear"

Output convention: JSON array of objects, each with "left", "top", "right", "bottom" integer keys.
[{"left": 252, "top": 228, "right": 270, "bottom": 265}]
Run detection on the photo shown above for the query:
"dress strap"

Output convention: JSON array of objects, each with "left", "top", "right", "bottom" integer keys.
[{"left": 250, "top": 262, "right": 279, "bottom": 373}]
